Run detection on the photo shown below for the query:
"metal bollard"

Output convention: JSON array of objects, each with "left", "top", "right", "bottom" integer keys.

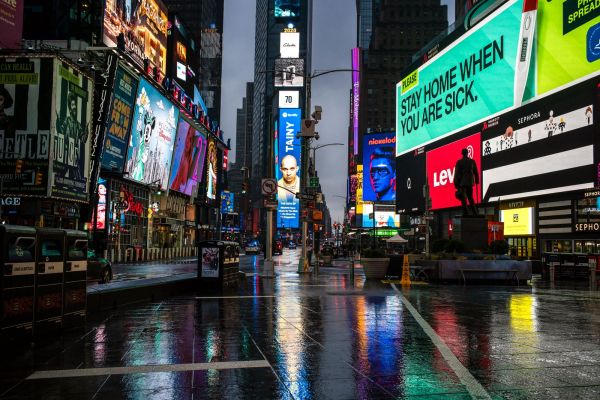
[{"left": 350, "top": 256, "right": 355, "bottom": 287}]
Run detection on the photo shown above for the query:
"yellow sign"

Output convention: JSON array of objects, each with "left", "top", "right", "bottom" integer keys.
[
  {"left": 356, "top": 165, "right": 363, "bottom": 214},
  {"left": 401, "top": 70, "right": 418, "bottom": 94},
  {"left": 500, "top": 207, "right": 533, "bottom": 236}
]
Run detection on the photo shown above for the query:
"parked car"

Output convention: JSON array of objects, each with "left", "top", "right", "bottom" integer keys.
[
  {"left": 288, "top": 241, "right": 297, "bottom": 249},
  {"left": 273, "top": 240, "right": 284, "bottom": 255},
  {"left": 87, "top": 250, "right": 112, "bottom": 284},
  {"left": 244, "top": 240, "right": 261, "bottom": 254}
]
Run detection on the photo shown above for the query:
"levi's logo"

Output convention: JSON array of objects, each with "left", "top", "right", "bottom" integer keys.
[{"left": 433, "top": 167, "right": 455, "bottom": 187}]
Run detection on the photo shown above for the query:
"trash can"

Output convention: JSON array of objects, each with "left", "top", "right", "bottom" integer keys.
[
  {"left": 63, "top": 230, "right": 87, "bottom": 329},
  {"left": 0, "top": 225, "right": 36, "bottom": 338},
  {"left": 198, "top": 241, "right": 240, "bottom": 289},
  {"left": 35, "top": 228, "right": 65, "bottom": 333}
]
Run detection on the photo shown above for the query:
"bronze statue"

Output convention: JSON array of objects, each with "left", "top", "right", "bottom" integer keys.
[{"left": 454, "top": 148, "right": 479, "bottom": 216}]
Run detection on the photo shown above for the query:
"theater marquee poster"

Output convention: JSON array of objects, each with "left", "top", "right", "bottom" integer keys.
[{"left": 51, "top": 62, "right": 93, "bottom": 201}]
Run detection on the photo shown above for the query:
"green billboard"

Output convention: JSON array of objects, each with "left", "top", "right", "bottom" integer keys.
[{"left": 395, "top": 0, "right": 600, "bottom": 156}]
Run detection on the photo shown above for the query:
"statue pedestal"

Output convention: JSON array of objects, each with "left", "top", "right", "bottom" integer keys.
[{"left": 452, "top": 216, "right": 488, "bottom": 251}]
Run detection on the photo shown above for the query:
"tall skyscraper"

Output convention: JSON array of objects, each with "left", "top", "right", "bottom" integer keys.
[
  {"left": 162, "top": 0, "right": 224, "bottom": 123},
  {"left": 234, "top": 83, "right": 254, "bottom": 169}
]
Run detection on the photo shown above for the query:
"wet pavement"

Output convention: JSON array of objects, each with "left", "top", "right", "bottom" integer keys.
[{"left": 2, "top": 249, "right": 600, "bottom": 399}]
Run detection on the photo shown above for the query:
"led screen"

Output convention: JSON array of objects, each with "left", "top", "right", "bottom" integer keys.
[
  {"left": 278, "top": 90, "right": 299, "bottom": 108},
  {"left": 125, "top": 78, "right": 179, "bottom": 190},
  {"left": 280, "top": 32, "right": 300, "bottom": 58},
  {"left": 362, "top": 132, "right": 396, "bottom": 202},
  {"left": 103, "top": 0, "right": 168, "bottom": 71},
  {"left": 206, "top": 139, "right": 218, "bottom": 200},
  {"left": 396, "top": 148, "right": 426, "bottom": 213},
  {"left": 362, "top": 204, "right": 400, "bottom": 228},
  {"left": 352, "top": 48, "right": 360, "bottom": 155},
  {"left": 102, "top": 65, "right": 138, "bottom": 172},
  {"left": 169, "top": 118, "right": 207, "bottom": 195},
  {"left": 500, "top": 207, "right": 533, "bottom": 235},
  {"left": 95, "top": 178, "right": 107, "bottom": 229},
  {"left": 221, "top": 191, "right": 234, "bottom": 214},
  {"left": 481, "top": 79, "right": 596, "bottom": 202},
  {"left": 274, "top": 59, "right": 304, "bottom": 87},
  {"left": 276, "top": 108, "right": 301, "bottom": 229},
  {"left": 274, "top": 0, "right": 300, "bottom": 18},
  {"left": 396, "top": 0, "right": 600, "bottom": 156},
  {"left": 426, "top": 133, "right": 481, "bottom": 210}
]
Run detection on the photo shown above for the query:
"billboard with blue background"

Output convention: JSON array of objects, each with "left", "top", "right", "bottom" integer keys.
[
  {"left": 276, "top": 108, "right": 301, "bottom": 229},
  {"left": 221, "top": 191, "right": 234, "bottom": 214},
  {"left": 362, "top": 132, "right": 396, "bottom": 202}
]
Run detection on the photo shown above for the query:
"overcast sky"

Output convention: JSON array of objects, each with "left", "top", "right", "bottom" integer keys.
[{"left": 221, "top": 0, "right": 455, "bottom": 223}]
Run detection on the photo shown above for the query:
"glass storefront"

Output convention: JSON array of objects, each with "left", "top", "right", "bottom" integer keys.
[{"left": 507, "top": 236, "right": 536, "bottom": 258}]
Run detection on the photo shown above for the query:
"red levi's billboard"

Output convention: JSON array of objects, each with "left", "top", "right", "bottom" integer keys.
[{"left": 426, "top": 133, "right": 481, "bottom": 210}]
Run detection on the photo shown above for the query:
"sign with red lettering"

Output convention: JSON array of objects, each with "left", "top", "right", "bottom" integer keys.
[
  {"left": 426, "top": 133, "right": 481, "bottom": 210},
  {"left": 118, "top": 186, "right": 144, "bottom": 216}
]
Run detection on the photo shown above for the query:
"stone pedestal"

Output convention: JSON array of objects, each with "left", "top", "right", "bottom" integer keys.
[{"left": 452, "top": 216, "right": 488, "bottom": 251}]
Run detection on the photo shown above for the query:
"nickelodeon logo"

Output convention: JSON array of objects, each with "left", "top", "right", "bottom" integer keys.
[{"left": 368, "top": 137, "right": 396, "bottom": 146}]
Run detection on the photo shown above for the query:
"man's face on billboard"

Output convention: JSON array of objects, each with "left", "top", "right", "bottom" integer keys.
[
  {"left": 370, "top": 157, "right": 393, "bottom": 194},
  {"left": 69, "top": 98, "right": 77, "bottom": 118},
  {"left": 280, "top": 156, "right": 298, "bottom": 184}
]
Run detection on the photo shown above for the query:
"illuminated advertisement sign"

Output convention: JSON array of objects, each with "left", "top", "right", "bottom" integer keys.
[
  {"left": 278, "top": 90, "right": 299, "bottom": 108},
  {"left": 0, "top": 0, "right": 24, "bottom": 48},
  {"left": 274, "top": 0, "right": 300, "bottom": 19},
  {"left": 352, "top": 48, "right": 360, "bottom": 155},
  {"left": 51, "top": 62, "right": 94, "bottom": 201},
  {"left": 500, "top": 207, "right": 533, "bottom": 235},
  {"left": 221, "top": 191, "right": 234, "bottom": 214},
  {"left": 362, "top": 204, "right": 400, "bottom": 228},
  {"left": 396, "top": 0, "right": 522, "bottom": 156},
  {"left": 206, "top": 139, "right": 218, "bottom": 200},
  {"left": 277, "top": 108, "right": 301, "bottom": 229},
  {"left": 426, "top": 133, "right": 481, "bottom": 210},
  {"left": 356, "top": 165, "right": 364, "bottom": 214},
  {"left": 103, "top": 0, "right": 168, "bottom": 72},
  {"left": 102, "top": 65, "right": 138, "bottom": 172},
  {"left": 362, "top": 132, "right": 396, "bottom": 202},
  {"left": 274, "top": 59, "right": 304, "bottom": 87},
  {"left": 349, "top": 174, "right": 357, "bottom": 202},
  {"left": 396, "top": 0, "right": 600, "bottom": 157},
  {"left": 396, "top": 147, "right": 426, "bottom": 213},
  {"left": 280, "top": 32, "right": 300, "bottom": 58},
  {"left": 481, "top": 79, "right": 595, "bottom": 202},
  {"left": 169, "top": 118, "right": 207, "bottom": 196},
  {"left": 125, "top": 78, "right": 178, "bottom": 190},
  {"left": 95, "top": 178, "right": 108, "bottom": 229}
]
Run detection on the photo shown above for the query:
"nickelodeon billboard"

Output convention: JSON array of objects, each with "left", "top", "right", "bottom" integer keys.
[{"left": 396, "top": 0, "right": 600, "bottom": 156}]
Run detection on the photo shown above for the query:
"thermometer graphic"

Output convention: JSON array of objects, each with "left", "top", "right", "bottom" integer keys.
[{"left": 514, "top": 0, "right": 538, "bottom": 107}]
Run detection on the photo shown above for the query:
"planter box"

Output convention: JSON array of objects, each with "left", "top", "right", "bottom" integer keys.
[
  {"left": 362, "top": 258, "right": 390, "bottom": 279},
  {"left": 322, "top": 255, "right": 333, "bottom": 265}
]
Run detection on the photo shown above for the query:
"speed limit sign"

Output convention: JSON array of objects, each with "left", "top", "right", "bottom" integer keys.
[{"left": 261, "top": 178, "right": 277, "bottom": 196}]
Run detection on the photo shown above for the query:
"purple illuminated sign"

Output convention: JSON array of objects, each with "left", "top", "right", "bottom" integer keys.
[{"left": 352, "top": 48, "right": 360, "bottom": 155}]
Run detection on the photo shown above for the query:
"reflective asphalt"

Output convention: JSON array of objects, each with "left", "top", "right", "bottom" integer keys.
[{"left": 2, "top": 249, "right": 600, "bottom": 399}]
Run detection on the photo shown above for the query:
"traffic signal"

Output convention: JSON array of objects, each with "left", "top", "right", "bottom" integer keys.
[
  {"left": 15, "top": 159, "right": 23, "bottom": 174},
  {"left": 242, "top": 182, "right": 248, "bottom": 193},
  {"left": 35, "top": 172, "right": 43, "bottom": 185}
]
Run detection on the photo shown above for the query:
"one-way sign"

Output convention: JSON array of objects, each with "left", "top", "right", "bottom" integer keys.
[{"left": 296, "top": 193, "right": 315, "bottom": 201}]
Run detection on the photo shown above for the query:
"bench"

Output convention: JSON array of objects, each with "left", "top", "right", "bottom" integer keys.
[{"left": 458, "top": 268, "right": 520, "bottom": 286}]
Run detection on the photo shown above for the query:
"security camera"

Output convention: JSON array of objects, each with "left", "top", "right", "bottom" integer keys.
[
  {"left": 90, "top": 65, "right": 96, "bottom": 71},
  {"left": 314, "top": 132, "right": 320, "bottom": 140},
  {"left": 77, "top": 57, "right": 84, "bottom": 65}
]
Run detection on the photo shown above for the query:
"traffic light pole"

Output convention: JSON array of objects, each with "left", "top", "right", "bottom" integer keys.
[{"left": 298, "top": 76, "right": 312, "bottom": 273}]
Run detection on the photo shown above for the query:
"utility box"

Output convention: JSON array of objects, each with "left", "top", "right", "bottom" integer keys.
[
  {"left": 35, "top": 229, "right": 65, "bottom": 333},
  {"left": 0, "top": 225, "right": 36, "bottom": 338},
  {"left": 63, "top": 230, "right": 88, "bottom": 329},
  {"left": 198, "top": 241, "right": 240, "bottom": 290}
]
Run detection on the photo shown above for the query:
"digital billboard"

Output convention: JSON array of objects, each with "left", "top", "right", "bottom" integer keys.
[
  {"left": 169, "top": 118, "right": 207, "bottom": 196},
  {"left": 500, "top": 207, "right": 533, "bottom": 235},
  {"left": 352, "top": 48, "right": 360, "bottom": 155},
  {"left": 102, "top": 65, "right": 138, "bottom": 172},
  {"left": 0, "top": 57, "right": 53, "bottom": 197},
  {"left": 362, "top": 132, "right": 396, "bottom": 202},
  {"left": 277, "top": 108, "right": 301, "bottom": 229},
  {"left": 396, "top": 0, "right": 600, "bottom": 157},
  {"left": 426, "top": 133, "right": 481, "bottom": 211},
  {"left": 206, "top": 139, "right": 218, "bottom": 200},
  {"left": 51, "top": 62, "right": 94, "bottom": 201},
  {"left": 274, "top": 0, "right": 300, "bottom": 19},
  {"left": 396, "top": 147, "right": 426, "bottom": 213},
  {"left": 362, "top": 204, "right": 400, "bottom": 228},
  {"left": 481, "top": 78, "right": 596, "bottom": 202},
  {"left": 95, "top": 178, "right": 108, "bottom": 230},
  {"left": 280, "top": 32, "right": 300, "bottom": 58},
  {"left": 221, "top": 191, "right": 234, "bottom": 214},
  {"left": 396, "top": 0, "right": 522, "bottom": 156},
  {"left": 278, "top": 90, "right": 299, "bottom": 108},
  {"left": 125, "top": 78, "right": 178, "bottom": 190},
  {"left": 274, "top": 59, "right": 304, "bottom": 87},
  {"left": 103, "top": 0, "right": 168, "bottom": 72}
]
